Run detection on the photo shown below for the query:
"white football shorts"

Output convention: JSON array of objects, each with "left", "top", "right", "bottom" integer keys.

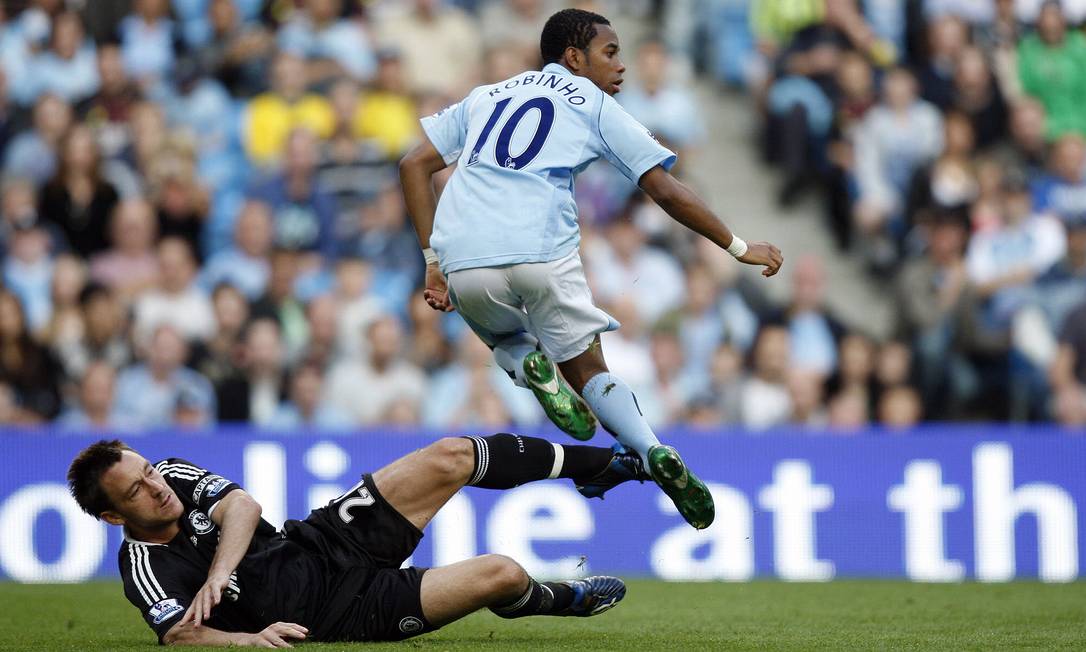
[{"left": 445, "top": 249, "right": 620, "bottom": 363}]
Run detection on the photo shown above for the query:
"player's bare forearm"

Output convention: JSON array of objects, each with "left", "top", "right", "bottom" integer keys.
[
  {"left": 640, "top": 166, "right": 783, "bottom": 276},
  {"left": 639, "top": 166, "right": 735, "bottom": 249},
  {"left": 183, "top": 491, "right": 262, "bottom": 627},
  {"left": 164, "top": 620, "right": 308, "bottom": 647},
  {"left": 400, "top": 139, "right": 448, "bottom": 249}
]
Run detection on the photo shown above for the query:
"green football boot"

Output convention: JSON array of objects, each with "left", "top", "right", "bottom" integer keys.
[
  {"left": 522, "top": 351, "right": 597, "bottom": 441},
  {"left": 647, "top": 445, "right": 715, "bottom": 530}
]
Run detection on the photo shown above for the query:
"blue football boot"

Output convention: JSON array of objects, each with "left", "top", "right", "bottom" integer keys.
[
  {"left": 554, "top": 576, "right": 627, "bottom": 617},
  {"left": 576, "top": 443, "right": 651, "bottom": 499}
]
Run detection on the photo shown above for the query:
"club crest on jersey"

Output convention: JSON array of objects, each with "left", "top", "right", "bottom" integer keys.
[
  {"left": 193, "top": 475, "right": 230, "bottom": 502},
  {"left": 189, "top": 511, "right": 214, "bottom": 535},
  {"left": 149, "top": 598, "right": 183, "bottom": 625}
]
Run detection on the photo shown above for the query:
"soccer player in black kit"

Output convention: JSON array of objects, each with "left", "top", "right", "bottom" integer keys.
[{"left": 67, "top": 434, "right": 647, "bottom": 646}]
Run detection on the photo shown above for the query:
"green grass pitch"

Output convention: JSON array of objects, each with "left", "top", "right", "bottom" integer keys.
[{"left": 1, "top": 580, "right": 1083, "bottom": 651}]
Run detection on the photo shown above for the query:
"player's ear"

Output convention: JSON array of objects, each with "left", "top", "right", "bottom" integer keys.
[
  {"left": 101, "top": 510, "right": 125, "bottom": 527},
  {"left": 564, "top": 46, "right": 586, "bottom": 72}
]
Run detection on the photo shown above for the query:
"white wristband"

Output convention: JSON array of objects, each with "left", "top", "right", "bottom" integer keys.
[
  {"left": 422, "top": 247, "right": 439, "bottom": 265},
  {"left": 726, "top": 236, "right": 748, "bottom": 258}
]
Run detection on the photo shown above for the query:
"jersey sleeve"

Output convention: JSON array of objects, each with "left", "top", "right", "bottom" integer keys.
[
  {"left": 419, "top": 94, "right": 472, "bottom": 165},
  {"left": 121, "top": 544, "right": 193, "bottom": 643},
  {"left": 155, "top": 458, "right": 240, "bottom": 516},
  {"left": 597, "top": 94, "right": 677, "bottom": 184}
]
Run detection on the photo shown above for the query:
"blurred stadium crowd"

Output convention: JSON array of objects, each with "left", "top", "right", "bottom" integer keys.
[{"left": 0, "top": 0, "right": 1082, "bottom": 432}]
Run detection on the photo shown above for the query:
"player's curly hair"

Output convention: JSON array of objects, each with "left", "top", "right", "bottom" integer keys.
[
  {"left": 68, "top": 439, "right": 134, "bottom": 519},
  {"left": 540, "top": 8, "right": 611, "bottom": 65}
]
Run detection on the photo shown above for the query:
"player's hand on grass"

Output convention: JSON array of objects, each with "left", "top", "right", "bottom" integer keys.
[
  {"left": 424, "top": 263, "right": 455, "bottom": 312},
  {"left": 182, "top": 573, "right": 231, "bottom": 627},
  {"left": 246, "top": 622, "right": 308, "bottom": 648},
  {"left": 737, "top": 242, "right": 784, "bottom": 277}
]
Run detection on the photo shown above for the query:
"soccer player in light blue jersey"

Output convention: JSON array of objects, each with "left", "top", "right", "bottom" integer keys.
[{"left": 400, "top": 9, "right": 783, "bottom": 530}]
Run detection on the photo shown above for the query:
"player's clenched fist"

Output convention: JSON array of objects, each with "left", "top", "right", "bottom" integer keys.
[
  {"left": 424, "top": 264, "right": 455, "bottom": 312},
  {"left": 246, "top": 622, "right": 308, "bottom": 648},
  {"left": 738, "top": 242, "right": 784, "bottom": 277}
]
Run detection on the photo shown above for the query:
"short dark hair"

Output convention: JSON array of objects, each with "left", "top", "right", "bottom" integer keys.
[
  {"left": 68, "top": 439, "right": 134, "bottom": 519},
  {"left": 540, "top": 8, "right": 611, "bottom": 65}
]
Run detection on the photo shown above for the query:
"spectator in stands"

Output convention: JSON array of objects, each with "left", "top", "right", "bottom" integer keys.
[
  {"left": 0, "top": 69, "right": 17, "bottom": 159},
  {"left": 326, "top": 315, "right": 425, "bottom": 425},
  {"left": 773, "top": 255, "right": 844, "bottom": 377},
  {"left": 739, "top": 323, "right": 793, "bottom": 429},
  {"left": 349, "top": 184, "right": 424, "bottom": 297},
  {"left": 249, "top": 128, "right": 337, "bottom": 261},
  {"left": 905, "top": 112, "right": 978, "bottom": 235},
  {"left": 17, "top": 11, "right": 97, "bottom": 106},
  {"left": 355, "top": 49, "right": 419, "bottom": 158},
  {"left": 251, "top": 248, "right": 309, "bottom": 357},
  {"left": 877, "top": 385, "right": 923, "bottom": 428},
  {"left": 1036, "top": 214, "right": 1086, "bottom": 329},
  {"left": 852, "top": 67, "right": 943, "bottom": 266},
  {"left": 1031, "top": 134, "right": 1086, "bottom": 221},
  {"left": 132, "top": 237, "right": 215, "bottom": 346},
  {"left": 118, "top": 0, "right": 177, "bottom": 86},
  {"left": 78, "top": 42, "right": 142, "bottom": 135},
  {"left": 0, "top": 288, "right": 62, "bottom": 422},
  {"left": 424, "top": 330, "right": 540, "bottom": 428},
  {"left": 297, "top": 293, "right": 339, "bottom": 370},
  {"left": 114, "top": 324, "right": 215, "bottom": 428},
  {"left": 332, "top": 257, "right": 385, "bottom": 361},
  {"left": 39, "top": 253, "right": 86, "bottom": 350},
  {"left": 193, "top": 0, "right": 272, "bottom": 98},
  {"left": 244, "top": 51, "right": 334, "bottom": 165},
  {"left": 317, "top": 78, "right": 392, "bottom": 224},
  {"left": 824, "top": 332, "right": 878, "bottom": 415},
  {"left": 826, "top": 386, "right": 869, "bottom": 430},
  {"left": 89, "top": 198, "right": 159, "bottom": 305},
  {"left": 56, "top": 361, "right": 121, "bottom": 429},
  {"left": 588, "top": 218, "right": 685, "bottom": 327},
  {"left": 376, "top": 0, "right": 483, "bottom": 96},
  {"left": 146, "top": 138, "right": 209, "bottom": 258},
  {"left": 1002, "top": 98, "right": 1048, "bottom": 175},
  {"left": 952, "top": 46, "right": 1008, "bottom": 150},
  {"left": 0, "top": 178, "right": 40, "bottom": 251},
  {"left": 1018, "top": 0, "right": 1086, "bottom": 140},
  {"left": 190, "top": 283, "right": 248, "bottom": 418},
  {"left": 618, "top": 37, "right": 704, "bottom": 160},
  {"left": 405, "top": 288, "right": 452, "bottom": 374},
  {"left": 787, "top": 369, "right": 828, "bottom": 426},
  {"left": 223, "top": 318, "right": 289, "bottom": 425},
  {"left": 649, "top": 330, "right": 695, "bottom": 426},
  {"left": 2, "top": 220, "right": 53, "bottom": 333},
  {"left": 55, "top": 282, "right": 130, "bottom": 382},
  {"left": 277, "top": 0, "right": 376, "bottom": 85},
  {"left": 480, "top": 0, "right": 553, "bottom": 55},
  {"left": 3, "top": 93, "right": 72, "bottom": 187},
  {"left": 916, "top": 15, "right": 968, "bottom": 110},
  {"left": 39, "top": 124, "right": 120, "bottom": 258},
  {"left": 673, "top": 262, "right": 758, "bottom": 389},
  {"left": 199, "top": 200, "right": 272, "bottom": 300},
  {"left": 268, "top": 361, "right": 351, "bottom": 430}
]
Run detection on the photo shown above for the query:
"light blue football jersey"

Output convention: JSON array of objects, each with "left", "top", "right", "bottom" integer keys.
[{"left": 420, "top": 63, "right": 677, "bottom": 273}]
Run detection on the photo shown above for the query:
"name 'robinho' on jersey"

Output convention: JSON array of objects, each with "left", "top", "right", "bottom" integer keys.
[{"left": 420, "top": 62, "right": 676, "bottom": 274}]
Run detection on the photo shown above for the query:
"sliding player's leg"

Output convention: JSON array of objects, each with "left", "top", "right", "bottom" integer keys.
[
  {"left": 446, "top": 264, "right": 597, "bottom": 440},
  {"left": 371, "top": 434, "right": 648, "bottom": 532},
  {"left": 559, "top": 338, "right": 716, "bottom": 530},
  {"left": 420, "top": 555, "right": 626, "bottom": 628}
]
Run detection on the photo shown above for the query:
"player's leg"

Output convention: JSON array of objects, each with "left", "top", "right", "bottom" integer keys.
[
  {"left": 446, "top": 265, "right": 596, "bottom": 439},
  {"left": 419, "top": 554, "right": 626, "bottom": 627},
  {"left": 372, "top": 434, "right": 649, "bottom": 532},
  {"left": 513, "top": 251, "right": 715, "bottom": 530}
]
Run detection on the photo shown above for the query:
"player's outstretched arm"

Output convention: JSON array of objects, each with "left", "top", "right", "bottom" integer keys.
[
  {"left": 400, "top": 139, "right": 455, "bottom": 311},
  {"left": 164, "top": 620, "right": 308, "bottom": 647},
  {"left": 181, "top": 490, "right": 263, "bottom": 628},
  {"left": 639, "top": 166, "right": 783, "bottom": 277}
]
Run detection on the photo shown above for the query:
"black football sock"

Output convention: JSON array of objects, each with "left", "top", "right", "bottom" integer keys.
[
  {"left": 462, "top": 434, "right": 614, "bottom": 489},
  {"left": 489, "top": 579, "right": 575, "bottom": 618}
]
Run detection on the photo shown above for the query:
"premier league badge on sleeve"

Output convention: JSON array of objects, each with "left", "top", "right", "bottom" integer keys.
[{"left": 149, "top": 598, "right": 183, "bottom": 625}]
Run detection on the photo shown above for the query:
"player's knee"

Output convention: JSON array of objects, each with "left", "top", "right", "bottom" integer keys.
[
  {"left": 424, "top": 437, "right": 474, "bottom": 484},
  {"left": 483, "top": 554, "right": 529, "bottom": 598}
]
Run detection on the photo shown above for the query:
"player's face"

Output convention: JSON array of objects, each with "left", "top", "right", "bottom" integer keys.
[
  {"left": 100, "top": 451, "right": 184, "bottom": 531},
  {"left": 583, "top": 24, "right": 625, "bottom": 96}
]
